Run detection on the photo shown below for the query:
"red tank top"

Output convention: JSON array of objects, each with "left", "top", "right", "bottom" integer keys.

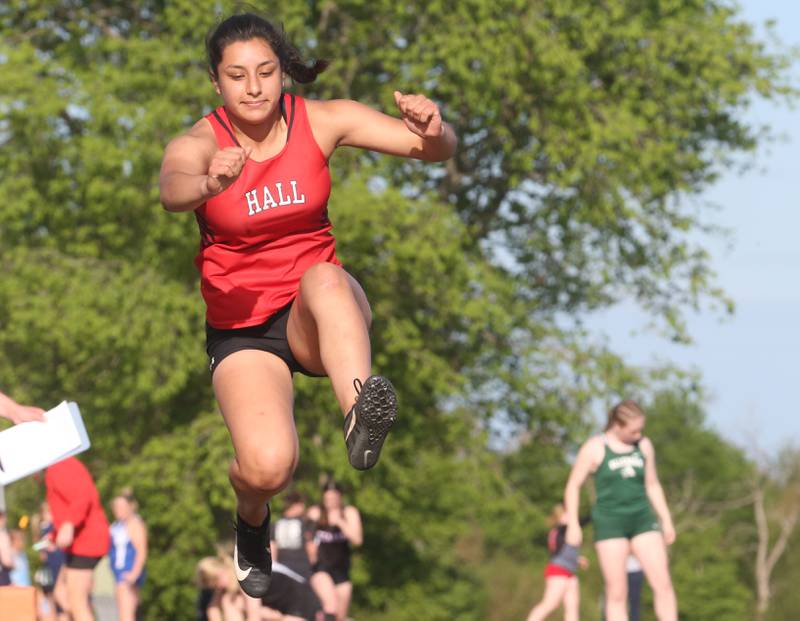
[{"left": 194, "top": 94, "right": 340, "bottom": 329}]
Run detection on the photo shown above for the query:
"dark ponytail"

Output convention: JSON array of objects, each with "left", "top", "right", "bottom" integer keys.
[{"left": 206, "top": 13, "right": 328, "bottom": 83}]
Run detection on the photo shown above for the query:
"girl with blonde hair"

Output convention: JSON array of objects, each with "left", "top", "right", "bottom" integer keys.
[{"left": 564, "top": 401, "right": 677, "bottom": 621}]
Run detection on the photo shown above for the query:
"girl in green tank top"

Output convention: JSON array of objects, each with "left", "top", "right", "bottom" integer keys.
[
  {"left": 594, "top": 437, "right": 651, "bottom": 514},
  {"left": 562, "top": 400, "right": 678, "bottom": 621}
]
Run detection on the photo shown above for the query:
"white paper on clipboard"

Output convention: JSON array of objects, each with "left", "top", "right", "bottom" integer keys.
[{"left": 0, "top": 401, "right": 90, "bottom": 486}]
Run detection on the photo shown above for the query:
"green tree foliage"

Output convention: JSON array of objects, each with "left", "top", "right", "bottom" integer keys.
[
  {"left": 669, "top": 524, "right": 752, "bottom": 620},
  {"left": 645, "top": 388, "right": 755, "bottom": 619},
  {"left": 0, "top": 248, "right": 210, "bottom": 460},
  {"left": 0, "top": 1, "right": 796, "bottom": 619},
  {"left": 298, "top": 0, "right": 795, "bottom": 339},
  {"left": 646, "top": 387, "right": 753, "bottom": 513}
]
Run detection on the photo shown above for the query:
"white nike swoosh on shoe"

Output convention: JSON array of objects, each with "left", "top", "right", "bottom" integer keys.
[
  {"left": 233, "top": 545, "right": 252, "bottom": 582},
  {"left": 364, "top": 449, "right": 373, "bottom": 467},
  {"left": 346, "top": 412, "right": 358, "bottom": 440}
]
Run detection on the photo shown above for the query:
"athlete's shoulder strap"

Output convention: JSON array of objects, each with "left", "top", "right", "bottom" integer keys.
[
  {"left": 204, "top": 106, "right": 240, "bottom": 149},
  {"left": 283, "top": 92, "right": 297, "bottom": 142},
  {"left": 211, "top": 108, "right": 241, "bottom": 147}
]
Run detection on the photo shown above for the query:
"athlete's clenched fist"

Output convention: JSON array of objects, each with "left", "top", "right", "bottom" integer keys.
[
  {"left": 204, "top": 145, "right": 252, "bottom": 195},
  {"left": 393, "top": 91, "right": 444, "bottom": 139}
]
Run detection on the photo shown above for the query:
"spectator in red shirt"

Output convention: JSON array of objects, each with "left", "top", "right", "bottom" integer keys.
[{"left": 44, "top": 456, "right": 110, "bottom": 621}]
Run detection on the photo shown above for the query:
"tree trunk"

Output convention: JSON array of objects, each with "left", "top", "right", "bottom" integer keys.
[
  {"left": 752, "top": 480, "right": 800, "bottom": 621},
  {"left": 754, "top": 486, "right": 770, "bottom": 621}
]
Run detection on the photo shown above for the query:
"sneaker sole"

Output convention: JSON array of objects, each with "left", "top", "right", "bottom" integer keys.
[{"left": 350, "top": 376, "right": 397, "bottom": 470}]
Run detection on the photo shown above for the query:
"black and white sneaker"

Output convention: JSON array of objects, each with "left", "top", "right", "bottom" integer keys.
[
  {"left": 343, "top": 375, "right": 398, "bottom": 470},
  {"left": 233, "top": 508, "right": 272, "bottom": 597}
]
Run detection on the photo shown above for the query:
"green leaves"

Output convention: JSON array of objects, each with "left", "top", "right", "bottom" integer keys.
[
  {"left": 302, "top": 0, "right": 794, "bottom": 338},
  {"left": 0, "top": 248, "right": 211, "bottom": 460}
]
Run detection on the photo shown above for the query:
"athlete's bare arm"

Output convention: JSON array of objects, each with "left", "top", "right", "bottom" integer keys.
[
  {"left": 306, "top": 93, "right": 457, "bottom": 161},
  {"left": 159, "top": 120, "right": 250, "bottom": 212},
  {"left": 333, "top": 506, "right": 363, "bottom": 547},
  {"left": 564, "top": 436, "right": 603, "bottom": 545},
  {"left": 126, "top": 516, "right": 148, "bottom": 583},
  {"left": 641, "top": 437, "right": 676, "bottom": 544}
]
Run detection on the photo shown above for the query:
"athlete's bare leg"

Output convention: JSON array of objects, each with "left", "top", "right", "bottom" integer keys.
[
  {"left": 310, "top": 571, "right": 338, "bottom": 619},
  {"left": 596, "top": 538, "right": 631, "bottom": 621},
  {"left": 563, "top": 576, "right": 580, "bottom": 621},
  {"left": 64, "top": 567, "right": 95, "bottom": 621},
  {"left": 334, "top": 580, "right": 353, "bottom": 621},
  {"left": 213, "top": 350, "right": 297, "bottom": 527},
  {"left": 287, "top": 263, "right": 372, "bottom": 414},
  {"left": 525, "top": 576, "right": 570, "bottom": 621},
  {"left": 114, "top": 582, "right": 139, "bottom": 621},
  {"left": 631, "top": 532, "right": 677, "bottom": 621}
]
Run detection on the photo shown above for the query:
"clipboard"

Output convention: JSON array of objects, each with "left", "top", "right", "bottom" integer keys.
[{"left": 0, "top": 401, "right": 91, "bottom": 485}]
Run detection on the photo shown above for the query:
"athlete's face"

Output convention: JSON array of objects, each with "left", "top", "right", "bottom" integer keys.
[
  {"left": 615, "top": 416, "right": 645, "bottom": 444},
  {"left": 323, "top": 489, "right": 342, "bottom": 511},
  {"left": 111, "top": 497, "right": 133, "bottom": 521},
  {"left": 212, "top": 38, "right": 284, "bottom": 124}
]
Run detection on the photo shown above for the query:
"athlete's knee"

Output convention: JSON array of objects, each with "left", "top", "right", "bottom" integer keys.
[
  {"left": 651, "top": 576, "right": 675, "bottom": 598},
  {"left": 605, "top": 584, "right": 628, "bottom": 604},
  {"left": 563, "top": 603, "right": 579, "bottom": 621},
  {"left": 564, "top": 593, "right": 579, "bottom": 613},
  {"left": 299, "top": 263, "right": 349, "bottom": 298},
  {"left": 67, "top": 589, "right": 89, "bottom": 611},
  {"left": 234, "top": 448, "right": 297, "bottom": 495},
  {"left": 236, "top": 462, "right": 294, "bottom": 496}
]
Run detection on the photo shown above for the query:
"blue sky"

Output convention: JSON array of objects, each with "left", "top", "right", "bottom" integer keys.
[{"left": 591, "top": 0, "right": 800, "bottom": 450}]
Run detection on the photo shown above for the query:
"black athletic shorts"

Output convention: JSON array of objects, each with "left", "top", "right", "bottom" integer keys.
[
  {"left": 313, "top": 564, "right": 350, "bottom": 585},
  {"left": 206, "top": 301, "right": 323, "bottom": 377},
  {"left": 64, "top": 554, "right": 102, "bottom": 570},
  {"left": 262, "top": 571, "right": 321, "bottom": 621}
]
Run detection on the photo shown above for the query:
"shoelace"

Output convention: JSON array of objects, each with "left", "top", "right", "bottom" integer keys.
[{"left": 345, "top": 379, "right": 364, "bottom": 441}]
